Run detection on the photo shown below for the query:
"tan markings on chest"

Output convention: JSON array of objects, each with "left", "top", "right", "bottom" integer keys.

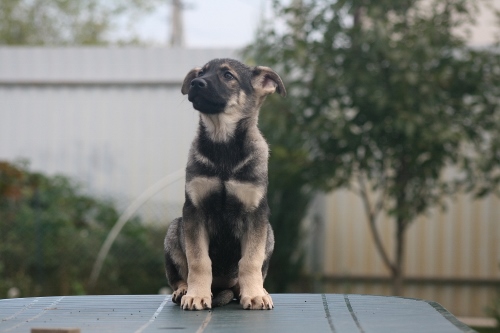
[
  {"left": 186, "top": 177, "right": 222, "bottom": 208},
  {"left": 225, "top": 180, "right": 265, "bottom": 211},
  {"left": 186, "top": 177, "right": 264, "bottom": 211}
]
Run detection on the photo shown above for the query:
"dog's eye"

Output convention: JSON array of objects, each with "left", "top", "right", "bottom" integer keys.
[
  {"left": 198, "top": 70, "right": 204, "bottom": 77},
  {"left": 224, "top": 72, "right": 234, "bottom": 80}
]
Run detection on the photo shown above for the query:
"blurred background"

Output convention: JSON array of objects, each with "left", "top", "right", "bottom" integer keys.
[{"left": 0, "top": 0, "right": 499, "bottom": 330}]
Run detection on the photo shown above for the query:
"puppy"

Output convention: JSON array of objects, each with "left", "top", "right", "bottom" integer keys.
[{"left": 164, "top": 58, "right": 286, "bottom": 310}]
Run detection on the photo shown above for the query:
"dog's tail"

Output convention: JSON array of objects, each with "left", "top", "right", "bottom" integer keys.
[{"left": 212, "top": 289, "right": 235, "bottom": 307}]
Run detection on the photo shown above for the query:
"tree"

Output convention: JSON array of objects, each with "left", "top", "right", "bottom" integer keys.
[
  {"left": 259, "top": 92, "right": 314, "bottom": 292},
  {"left": 0, "top": 160, "right": 166, "bottom": 297},
  {"left": 0, "top": 0, "right": 162, "bottom": 45},
  {"left": 246, "top": 0, "right": 500, "bottom": 295}
]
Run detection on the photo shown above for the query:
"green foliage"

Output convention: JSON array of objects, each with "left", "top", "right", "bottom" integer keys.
[
  {"left": 0, "top": 0, "right": 162, "bottom": 45},
  {"left": 247, "top": 0, "right": 500, "bottom": 293},
  {"left": 0, "top": 161, "right": 165, "bottom": 297},
  {"left": 260, "top": 94, "right": 314, "bottom": 292}
]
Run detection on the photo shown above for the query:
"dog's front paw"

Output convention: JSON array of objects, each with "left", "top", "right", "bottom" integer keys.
[
  {"left": 240, "top": 292, "right": 273, "bottom": 310},
  {"left": 172, "top": 286, "right": 187, "bottom": 304},
  {"left": 181, "top": 294, "right": 212, "bottom": 310}
]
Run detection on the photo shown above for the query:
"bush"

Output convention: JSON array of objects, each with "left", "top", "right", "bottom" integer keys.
[{"left": 0, "top": 160, "right": 166, "bottom": 297}]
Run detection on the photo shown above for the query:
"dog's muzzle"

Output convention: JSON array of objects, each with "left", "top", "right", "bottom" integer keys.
[{"left": 187, "top": 78, "right": 226, "bottom": 114}]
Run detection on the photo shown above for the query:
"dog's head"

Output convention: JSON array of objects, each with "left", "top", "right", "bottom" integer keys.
[{"left": 181, "top": 58, "right": 286, "bottom": 115}]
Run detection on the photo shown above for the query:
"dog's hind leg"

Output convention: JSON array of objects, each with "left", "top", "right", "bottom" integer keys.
[
  {"left": 165, "top": 252, "right": 187, "bottom": 304},
  {"left": 164, "top": 218, "right": 188, "bottom": 304},
  {"left": 171, "top": 282, "right": 188, "bottom": 304}
]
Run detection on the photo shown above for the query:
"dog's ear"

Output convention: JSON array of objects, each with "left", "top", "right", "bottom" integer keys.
[
  {"left": 251, "top": 66, "right": 286, "bottom": 97},
  {"left": 181, "top": 67, "right": 202, "bottom": 95}
]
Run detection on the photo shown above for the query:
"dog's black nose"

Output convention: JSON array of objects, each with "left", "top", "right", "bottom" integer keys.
[{"left": 191, "top": 78, "right": 207, "bottom": 89}]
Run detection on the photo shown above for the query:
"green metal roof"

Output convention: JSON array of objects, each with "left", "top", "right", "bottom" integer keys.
[{"left": 0, "top": 294, "right": 475, "bottom": 333}]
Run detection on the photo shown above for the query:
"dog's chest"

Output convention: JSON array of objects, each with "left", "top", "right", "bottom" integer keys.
[
  {"left": 186, "top": 122, "right": 268, "bottom": 215},
  {"left": 186, "top": 131, "right": 266, "bottom": 213},
  {"left": 186, "top": 176, "right": 265, "bottom": 213}
]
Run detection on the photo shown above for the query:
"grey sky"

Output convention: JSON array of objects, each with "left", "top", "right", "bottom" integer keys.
[
  {"left": 130, "top": 0, "right": 499, "bottom": 48},
  {"left": 134, "top": 0, "right": 270, "bottom": 48}
]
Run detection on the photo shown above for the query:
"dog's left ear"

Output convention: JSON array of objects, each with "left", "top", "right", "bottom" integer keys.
[
  {"left": 181, "top": 67, "right": 202, "bottom": 95},
  {"left": 252, "top": 66, "right": 286, "bottom": 97}
]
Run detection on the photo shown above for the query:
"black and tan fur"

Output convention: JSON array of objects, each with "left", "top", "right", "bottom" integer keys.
[{"left": 164, "top": 58, "right": 286, "bottom": 310}]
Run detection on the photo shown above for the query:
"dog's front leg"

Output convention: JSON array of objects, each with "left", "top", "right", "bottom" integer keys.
[
  {"left": 239, "top": 224, "right": 273, "bottom": 310},
  {"left": 182, "top": 216, "right": 212, "bottom": 310}
]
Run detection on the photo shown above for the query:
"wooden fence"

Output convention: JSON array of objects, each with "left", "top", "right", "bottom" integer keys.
[{"left": 305, "top": 189, "right": 500, "bottom": 317}]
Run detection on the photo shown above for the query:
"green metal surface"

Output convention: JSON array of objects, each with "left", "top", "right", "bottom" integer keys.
[{"left": 0, "top": 294, "right": 475, "bottom": 333}]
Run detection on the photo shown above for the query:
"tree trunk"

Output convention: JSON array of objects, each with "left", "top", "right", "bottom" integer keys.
[
  {"left": 392, "top": 154, "right": 409, "bottom": 296},
  {"left": 392, "top": 217, "right": 406, "bottom": 295}
]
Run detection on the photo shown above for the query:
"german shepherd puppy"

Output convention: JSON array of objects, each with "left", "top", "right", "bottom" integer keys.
[{"left": 164, "top": 58, "right": 286, "bottom": 310}]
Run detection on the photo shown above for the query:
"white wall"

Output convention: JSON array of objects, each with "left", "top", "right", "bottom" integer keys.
[{"left": 0, "top": 48, "right": 239, "bottom": 221}]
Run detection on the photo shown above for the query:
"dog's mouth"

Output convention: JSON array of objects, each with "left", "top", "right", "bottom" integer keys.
[{"left": 188, "top": 93, "right": 226, "bottom": 114}]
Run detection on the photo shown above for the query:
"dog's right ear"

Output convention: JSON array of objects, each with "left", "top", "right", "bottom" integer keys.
[{"left": 181, "top": 67, "right": 202, "bottom": 95}]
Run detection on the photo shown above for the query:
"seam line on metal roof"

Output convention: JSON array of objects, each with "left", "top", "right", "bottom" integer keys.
[
  {"left": 134, "top": 295, "right": 171, "bottom": 333},
  {"left": 321, "top": 293, "right": 337, "bottom": 333},
  {"left": 3, "top": 296, "right": 65, "bottom": 333},
  {"left": 195, "top": 310, "right": 212, "bottom": 333},
  {"left": 344, "top": 294, "right": 364, "bottom": 333}
]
